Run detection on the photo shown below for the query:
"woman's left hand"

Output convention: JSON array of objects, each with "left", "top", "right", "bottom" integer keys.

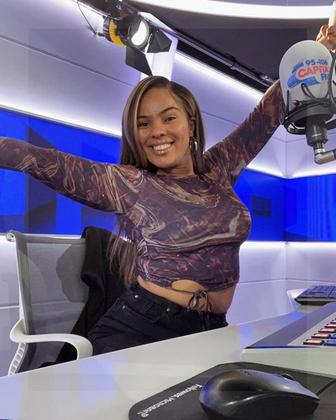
[{"left": 316, "top": 24, "right": 336, "bottom": 51}]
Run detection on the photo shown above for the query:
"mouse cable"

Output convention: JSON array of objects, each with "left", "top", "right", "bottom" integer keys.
[{"left": 316, "top": 378, "right": 336, "bottom": 396}]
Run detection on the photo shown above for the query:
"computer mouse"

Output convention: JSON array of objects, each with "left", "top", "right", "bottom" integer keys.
[{"left": 199, "top": 369, "right": 320, "bottom": 420}]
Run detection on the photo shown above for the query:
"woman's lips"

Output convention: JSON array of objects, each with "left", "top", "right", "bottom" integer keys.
[{"left": 150, "top": 142, "right": 174, "bottom": 155}]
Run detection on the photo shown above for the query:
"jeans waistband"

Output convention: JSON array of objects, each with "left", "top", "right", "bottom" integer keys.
[{"left": 130, "top": 282, "right": 227, "bottom": 321}]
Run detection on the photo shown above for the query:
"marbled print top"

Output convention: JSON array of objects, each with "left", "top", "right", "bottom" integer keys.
[{"left": 0, "top": 82, "right": 283, "bottom": 291}]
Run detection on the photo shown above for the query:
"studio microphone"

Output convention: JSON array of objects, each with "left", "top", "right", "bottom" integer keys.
[{"left": 279, "top": 1, "right": 336, "bottom": 164}]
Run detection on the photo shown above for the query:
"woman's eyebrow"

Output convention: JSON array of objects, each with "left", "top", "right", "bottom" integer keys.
[{"left": 137, "top": 106, "right": 180, "bottom": 119}]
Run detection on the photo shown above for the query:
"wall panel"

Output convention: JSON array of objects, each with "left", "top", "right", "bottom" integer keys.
[
  {"left": 0, "top": 0, "right": 140, "bottom": 86},
  {"left": 286, "top": 243, "right": 336, "bottom": 283},
  {"left": 0, "top": 38, "right": 132, "bottom": 135},
  {"left": 286, "top": 133, "right": 336, "bottom": 178}
]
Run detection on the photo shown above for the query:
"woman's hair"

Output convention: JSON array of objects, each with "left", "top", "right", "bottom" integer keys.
[
  {"left": 121, "top": 75, "right": 206, "bottom": 173},
  {"left": 109, "top": 76, "right": 206, "bottom": 287}
]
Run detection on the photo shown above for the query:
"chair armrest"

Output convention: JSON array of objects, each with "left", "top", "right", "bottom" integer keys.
[{"left": 10, "top": 319, "right": 93, "bottom": 359}]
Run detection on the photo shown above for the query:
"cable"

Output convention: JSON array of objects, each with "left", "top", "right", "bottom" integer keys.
[
  {"left": 316, "top": 378, "right": 336, "bottom": 396},
  {"left": 77, "top": 0, "right": 98, "bottom": 35}
]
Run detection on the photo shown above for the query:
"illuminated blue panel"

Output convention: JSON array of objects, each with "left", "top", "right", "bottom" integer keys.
[
  {"left": 284, "top": 174, "right": 336, "bottom": 241},
  {"left": 0, "top": 108, "right": 27, "bottom": 140},
  {"left": 234, "top": 169, "right": 285, "bottom": 241},
  {"left": 1, "top": 107, "right": 335, "bottom": 241},
  {"left": 25, "top": 115, "right": 120, "bottom": 233},
  {"left": 0, "top": 108, "right": 120, "bottom": 234},
  {"left": 0, "top": 169, "right": 26, "bottom": 232},
  {"left": 0, "top": 109, "right": 28, "bottom": 231}
]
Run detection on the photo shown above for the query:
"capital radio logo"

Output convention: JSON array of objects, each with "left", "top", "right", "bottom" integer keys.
[{"left": 287, "top": 59, "right": 329, "bottom": 89}]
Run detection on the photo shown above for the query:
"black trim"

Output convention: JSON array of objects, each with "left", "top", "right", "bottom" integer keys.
[{"left": 176, "top": 39, "right": 272, "bottom": 92}]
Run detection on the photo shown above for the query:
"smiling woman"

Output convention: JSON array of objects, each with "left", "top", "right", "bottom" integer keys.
[
  {"left": 1, "top": 22, "right": 336, "bottom": 356},
  {"left": 87, "top": 73, "right": 284, "bottom": 353},
  {"left": 136, "top": 87, "right": 194, "bottom": 177},
  {"left": 120, "top": 76, "right": 206, "bottom": 176}
]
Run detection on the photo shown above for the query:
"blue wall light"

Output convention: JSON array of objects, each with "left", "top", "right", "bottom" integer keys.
[{"left": 0, "top": 108, "right": 120, "bottom": 234}]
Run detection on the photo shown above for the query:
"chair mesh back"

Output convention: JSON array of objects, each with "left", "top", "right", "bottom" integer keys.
[{"left": 11, "top": 232, "right": 88, "bottom": 371}]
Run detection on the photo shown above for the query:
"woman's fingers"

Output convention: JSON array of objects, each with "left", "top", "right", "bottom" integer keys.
[{"left": 316, "top": 24, "right": 336, "bottom": 51}]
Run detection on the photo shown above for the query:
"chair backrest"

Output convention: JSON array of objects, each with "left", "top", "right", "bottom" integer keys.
[{"left": 7, "top": 230, "right": 88, "bottom": 372}]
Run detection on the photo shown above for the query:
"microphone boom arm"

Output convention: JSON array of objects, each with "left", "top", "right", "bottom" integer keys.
[{"left": 312, "top": 142, "right": 336, "bottom": 164}]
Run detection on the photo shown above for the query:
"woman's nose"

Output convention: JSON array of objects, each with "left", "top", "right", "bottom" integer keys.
[{"left": 151, "top": 121, "right": 166, "bottom": 138}]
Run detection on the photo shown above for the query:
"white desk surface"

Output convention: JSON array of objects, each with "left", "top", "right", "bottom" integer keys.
[{"left": 0, "top": 311, "right": 305, "bottom": 420}]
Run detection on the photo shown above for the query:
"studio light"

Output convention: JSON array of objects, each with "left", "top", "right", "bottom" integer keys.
[
  {"left": 129, "top": 16, "right": 150, "bottom": 49},
  {"left": 101, "top": 2, "right": 172, "bottom": 75},
  {"left": 103, "top": 14, "right": 150, "bottom": 50}
]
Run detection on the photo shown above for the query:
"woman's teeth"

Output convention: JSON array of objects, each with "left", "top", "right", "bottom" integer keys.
[{"left": 152, "top": 143, "right": 172, "bottom": 151}]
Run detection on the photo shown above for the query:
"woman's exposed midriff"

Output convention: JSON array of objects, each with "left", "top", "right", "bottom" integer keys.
[{"left": 137, "top": 276, "right": 236, "bottom": 313}]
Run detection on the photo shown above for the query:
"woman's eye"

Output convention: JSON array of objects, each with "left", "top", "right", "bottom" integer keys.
[
  {"left": 137, "top": 121, "right": 148, "bottom": 128},
  {"left": 165, "top": 116, "right": 176, "bottom": 122}
]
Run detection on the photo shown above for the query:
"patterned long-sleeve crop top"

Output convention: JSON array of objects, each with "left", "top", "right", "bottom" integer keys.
[{"left": 0, "top": 81, "right": 284, "bottom": 291}]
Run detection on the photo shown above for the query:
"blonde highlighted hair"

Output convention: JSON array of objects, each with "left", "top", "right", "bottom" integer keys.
[{"left": 111, "top": 76, "right": 207, "bottom": 287}]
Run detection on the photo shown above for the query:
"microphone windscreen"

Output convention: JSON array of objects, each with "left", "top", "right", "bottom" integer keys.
[{"left": 279, "top": 40, "right": 332, "bottom": 111}]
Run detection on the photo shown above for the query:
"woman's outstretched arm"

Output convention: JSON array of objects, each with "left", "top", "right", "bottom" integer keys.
[
  {"left": 0, "top": 137, "right": 142, "bottom": 213},
  {"left": 205, "top": 24, "right": 336, "bottom": 185},
  {"left": 204, "top": 80, "right": 284, "bottom": 185}
]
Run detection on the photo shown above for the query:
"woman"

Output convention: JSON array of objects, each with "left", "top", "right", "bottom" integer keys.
[{"left": 1, "top": 26, "right": 335, "bottom": 355}]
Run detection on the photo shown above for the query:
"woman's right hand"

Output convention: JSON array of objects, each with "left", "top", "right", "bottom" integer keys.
[{"left": 316, "top": 24, "right": 336, "bottom": 52}]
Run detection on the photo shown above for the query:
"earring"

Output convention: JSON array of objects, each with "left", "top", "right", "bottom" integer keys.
[{"left": 189, "top": 137, "right": 198, "bottom": 152}]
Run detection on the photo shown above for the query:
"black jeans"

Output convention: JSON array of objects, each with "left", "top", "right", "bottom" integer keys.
[{"left": 88, "top": 283, "right": 228, "bottom": 355}]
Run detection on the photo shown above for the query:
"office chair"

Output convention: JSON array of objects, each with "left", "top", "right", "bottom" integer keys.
[{"left": 7, "top": 230, "right": 93, "bottom": 375}]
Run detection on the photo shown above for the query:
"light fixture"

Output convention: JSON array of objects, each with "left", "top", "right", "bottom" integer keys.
[
  {"left": 103, "top": 14, "right": 150, "bottom": 50},
  {"left": 129, "top": 15, "right": 151, "bottom": 49},
  {"left": 101, "top": 1, "right": 172, "bottom": 75}
]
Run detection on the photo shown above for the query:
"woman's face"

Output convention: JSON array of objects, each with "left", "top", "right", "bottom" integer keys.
[{"left": 136, "top": 87, "right": 194, "bottom": 177}]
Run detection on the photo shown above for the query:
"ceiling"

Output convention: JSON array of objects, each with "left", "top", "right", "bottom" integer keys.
[{"left": 82, "top": 0, "right": 328, "bottom": 91}]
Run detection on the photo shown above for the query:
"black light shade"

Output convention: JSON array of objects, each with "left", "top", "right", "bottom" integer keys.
[
  {"left": 126, "top": 47, "right": 152, "bottom": 75},
  {"left": 147, "top": 29, "right": 172, "bottom": 54}
]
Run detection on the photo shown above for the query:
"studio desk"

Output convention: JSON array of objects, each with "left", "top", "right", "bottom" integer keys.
[{"left": 1, "top": 304, "right": 336, "bottom": 420}]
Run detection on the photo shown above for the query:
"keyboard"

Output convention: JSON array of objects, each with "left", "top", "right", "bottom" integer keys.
[
  {"left": 241, "top": 302, "right": 336, "bottom": 376},
  {"left": 295, "top": 285, "right": 336, "bottom": 305}
]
